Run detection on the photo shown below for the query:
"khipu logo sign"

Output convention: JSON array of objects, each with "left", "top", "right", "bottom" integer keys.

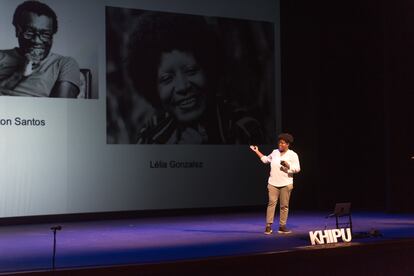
[{"left": 309, "top": 228, "right": 352, "bottom": 245}]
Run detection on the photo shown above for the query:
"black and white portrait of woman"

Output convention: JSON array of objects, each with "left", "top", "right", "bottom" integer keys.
[{"left": 106, "top": 7, "right": 276, "bottom": 144}]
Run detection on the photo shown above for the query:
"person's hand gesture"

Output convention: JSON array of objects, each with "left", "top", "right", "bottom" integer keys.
[
  {"left": 280, "top": 160, "right": 290, "bottom": 169},
  {"left": 280, "top": 166, "right": 289, "bottom": 173},
  {"left": 22, "top": 51, "right": 42, "bottom": 77},
  {"left": 22, "top": 54, "right": 34, "bottom": 77},
  {"left": 250, "top": 145, "right": 258, "bottom": 152}
]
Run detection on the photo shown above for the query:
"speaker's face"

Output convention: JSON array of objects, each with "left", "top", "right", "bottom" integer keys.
[{"left": 278, "top": 139, "right": 289, "bottom": 152}]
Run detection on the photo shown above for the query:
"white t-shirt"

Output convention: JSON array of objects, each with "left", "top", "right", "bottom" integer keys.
[
  {"left": 261, "top": 149, "right": 300, "bottom": 187},
  {"left": 0, "top": 48, "right": 80, "bottom": 97}
]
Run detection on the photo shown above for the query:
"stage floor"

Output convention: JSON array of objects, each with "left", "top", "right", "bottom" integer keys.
[{"left": 1, "top": 211, "right": 414, "bottom": 274}]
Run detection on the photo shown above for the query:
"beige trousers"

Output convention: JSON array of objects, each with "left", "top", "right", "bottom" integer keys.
[{"left": 266, "top": 184, "right": 293, "bottom": 226}]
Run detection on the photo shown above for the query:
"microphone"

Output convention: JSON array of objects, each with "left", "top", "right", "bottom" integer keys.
[{"left": 50, "top": 225, "right": 62, "bottom": 231}]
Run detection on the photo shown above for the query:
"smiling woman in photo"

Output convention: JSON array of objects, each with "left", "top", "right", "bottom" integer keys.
[{"left": 126, "top": 12, "right": 266, "bottom": 144}]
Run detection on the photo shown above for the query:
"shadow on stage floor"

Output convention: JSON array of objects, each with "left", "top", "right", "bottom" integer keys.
[{"left": 1, "top": 211, "right": 414, "bottom": 275}]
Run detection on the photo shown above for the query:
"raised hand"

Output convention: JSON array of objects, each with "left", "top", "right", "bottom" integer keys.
[
  {"left": 22, "top": 54, "right": 35, "bottom": 76},
  {"left": 22, "top": 50, "right": 42, "bottom": 77}
]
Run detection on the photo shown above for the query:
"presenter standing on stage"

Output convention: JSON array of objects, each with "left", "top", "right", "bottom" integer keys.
[{"left": 250, "top": 133, "right": 300, "bottom": 234}]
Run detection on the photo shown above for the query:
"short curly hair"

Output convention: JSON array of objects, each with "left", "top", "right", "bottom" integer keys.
[
  {"left": 127, "top": 12, "right": 220, "bottom": 108},
  {"left": 13, "top": 0, "right": 58, "bottom": 34},
  {"left": 278, "top": 133, "right": 294, "bottom": 144}
]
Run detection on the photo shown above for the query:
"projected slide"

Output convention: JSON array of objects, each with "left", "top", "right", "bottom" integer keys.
[
  {"left": 106, "top": 7, "right": 275, "bottom": 144},
  {"left": 0, "top": 0, "right": 280, "bottom": 218}
]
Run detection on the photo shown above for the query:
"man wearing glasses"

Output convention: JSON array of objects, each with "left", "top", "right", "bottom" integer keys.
[{"left": 0, "top": 1, "right": 80, "bottom": 98}]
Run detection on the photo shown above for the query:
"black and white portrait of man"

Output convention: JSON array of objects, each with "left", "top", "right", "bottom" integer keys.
[{"left": 0, "top": 0, "right": 99, "bottom": 99}]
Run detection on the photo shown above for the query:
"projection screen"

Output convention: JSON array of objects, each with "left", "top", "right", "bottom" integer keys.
[{"left": 0, "top": 0, "right": 281, "bottom": 218}]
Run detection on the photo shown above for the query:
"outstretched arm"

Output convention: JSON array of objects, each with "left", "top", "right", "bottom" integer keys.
[
  {"left": 250, "top": 145, "right": 272, "bottom": 164},
  {"left": 250, "top": 146, "right": 272, "bottom": 164},
  {"left": 250, "top": 145, "right": 264, "bottom": 159}
]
